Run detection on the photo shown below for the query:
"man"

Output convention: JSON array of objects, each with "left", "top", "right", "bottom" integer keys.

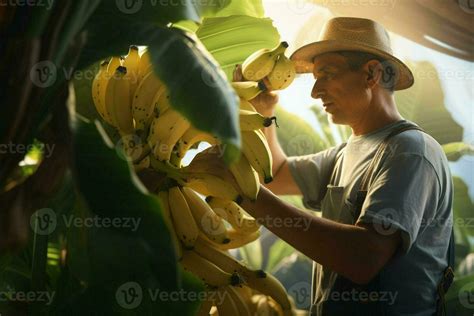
[{"left": 235, "top": 17, "right": 454, "bottom": 315}]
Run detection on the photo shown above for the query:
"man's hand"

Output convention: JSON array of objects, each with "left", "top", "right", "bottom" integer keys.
[{"left": 233, "top": 64, "right": 279, "bottom": 116}]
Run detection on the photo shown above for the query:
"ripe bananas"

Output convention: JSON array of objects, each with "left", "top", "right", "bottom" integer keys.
[
  {"left": 242, "top": 42, "right": 288, "bottom": 81},
  {"left": 91, "top": 46, "right": 294, "bottom": 316}
]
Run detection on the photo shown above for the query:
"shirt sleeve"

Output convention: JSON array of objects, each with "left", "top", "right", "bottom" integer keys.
[
  {"left": 357, "top": 153, "right": 440, "bottom": 255},
  {"left": 287, "top": 143, "right": 345, "bottom": 211}
]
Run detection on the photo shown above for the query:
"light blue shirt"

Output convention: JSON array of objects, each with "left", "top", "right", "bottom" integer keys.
[{"left": 288, "top": 119, "right": 453, "bottom": 315}]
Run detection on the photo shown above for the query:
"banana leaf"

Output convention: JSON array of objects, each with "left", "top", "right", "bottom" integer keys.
[
  {"left": 274, "top": 105, "right": 327, "bottom": 156},
  {"left": 266, "top": 239, "right": 296, "bottom": 273},
  {"left": 443, "top": 142, "right": 474, "bottom": 162},
  {"left": 395, "top": 61, "right": 463, "bottom": 145},
  {"left": 197, "top": 15, "right": 280, "bottom": 80}
]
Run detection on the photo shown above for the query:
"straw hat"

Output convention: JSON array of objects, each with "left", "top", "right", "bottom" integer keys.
[{"left": 290, "top": 17, "right": 414, "bottom": 90}]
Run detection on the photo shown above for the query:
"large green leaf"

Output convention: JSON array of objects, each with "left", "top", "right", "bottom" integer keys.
[
  {"left": 72, "top": 117, "right": 179, "bottom": 291},
  {"left": 78, "top": 0, "right": 230, "bottom": 69},
  {"left": 148, "top": 27, "right": 240, "bottom": 163},
  {"left": 209, "top": 0, "right": 264, "bottom": 18},
  {"left": 197, "top": 15, "right": 280, "bottom": 80},
  {"left": 446, "top": 274, "right": 474, "bottom": 315},
  {"left": 395, "top": 61, "right": 463, "bottom": 145},
  {"left": 274, "top": 105, "right": 326, "bottom": 156}
]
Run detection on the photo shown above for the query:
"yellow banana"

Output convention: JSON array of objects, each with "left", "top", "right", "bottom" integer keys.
[
  {"left": 268, "top": 296, "right": 285, "bottom": 316},
  {"left": 138, "top": 49, "right": 153, "bottom": 81},
  {"left": 215, "top": 287, "right": 239, "bottom": 316},
  {"left": 96, "top": 56, "right": 122, "bottom": 125},
  {"left": 152, "top": 85, "right": 171, "bottom": 118},
  {"left": 193, "top": 237, "right": 256, "bottom": 278},
  {"left": 240, "top": 98, "right": 257, "bottom": 111},
  {"left": 206, "top": 197, "right": 260, "bottom": 233},
  {"left": 132, "top": 71, "right": 163, "bottom": 133},
  {"left": 103, "top": 66, "right": 134, "bottom": 135},
  {"left": 175, "top": 127, "right": 219, "bottom": 166},
  {"left": 256, "top": 295, "right": 271, "bottom": 316},
  {"left": 147, "top": 109, "right": 190, "bottom": 161},
  {"left": 206, "top": 229, "right": 260, "bottom": 250},
  {"left": 158, "top": 190, "right": 183, "bottom": 260},
  {"left": 225, "top": 286, "right": 252, "bottom": 316},
  {"left": 242, "top": 42, "right": 288, "bottom": 81},
  {"left": 180, "top": 250, "right": 242, "bottom": 288},
  {"left": 239, "top": 109, "right": 277, "bottom": 131},
  {"left": 168, "top": 186, "right": 198, "bottom": 249},
  {"left": 181, "top": 187, "right": 230, "bottom": 245},
  {"left": 231, "top": 81, "right": 266, "bottom": 101},
  {"left": 122, "top": 45, "right": 141, "bottom": 103},
  {"left": 184, "top": 173, "right": 241, "bottom": 203},
  {"left": 228, "top": 154, "right": 260, "bottom": 201},
  {"left": 92, "top": 60, "right": 111, "bottom": 123},
  {"left": 244, "top": 270, "right": 293, "bottom": 315},
  {"left": 241, "top": 130, "right": 273, "bottom": 184},
  {"left": 266, "top": 54, "right": 296, "bottom": 91}
]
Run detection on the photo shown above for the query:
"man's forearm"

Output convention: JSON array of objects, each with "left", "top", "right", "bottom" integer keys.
[
  {"left": 261, "top": 123, "right": 287, "bottom": 178},
  {"left": 241, "top": 186, "right": 385, "bottom": 284}
]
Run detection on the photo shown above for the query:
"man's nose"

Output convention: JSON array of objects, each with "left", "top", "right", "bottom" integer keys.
[{"left": 311, "top": 81, "right": 324, "bottom": 99}]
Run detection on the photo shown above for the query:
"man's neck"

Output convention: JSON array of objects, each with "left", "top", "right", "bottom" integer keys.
[{"left": 350, "top": 97, "right": 402, "bottom": 136}]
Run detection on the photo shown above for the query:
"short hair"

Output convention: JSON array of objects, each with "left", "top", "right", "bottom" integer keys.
[{"left": 335, "top": 51, "right": 396, "bottom": 92}]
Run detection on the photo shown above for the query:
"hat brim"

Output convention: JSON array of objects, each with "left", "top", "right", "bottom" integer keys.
[{"left": 289, "top": 40, "right": 414, "bottom": 90}]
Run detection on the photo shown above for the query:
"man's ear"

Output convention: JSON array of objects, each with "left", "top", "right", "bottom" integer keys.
[{"left": 364, "top": 60, "right": 383, "bottom": 89}]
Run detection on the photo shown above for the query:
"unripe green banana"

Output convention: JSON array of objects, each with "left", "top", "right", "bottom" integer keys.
[
  {"left": 242, "top": 42, "right": 289, "bottom": 81},
  {"left": 266, "top": 54, "right": 296, "bottom": 90},
  {"left": 231, "top": 81, "right": 266, "bottom": 100}
]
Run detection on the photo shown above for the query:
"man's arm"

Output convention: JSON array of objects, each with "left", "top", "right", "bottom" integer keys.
[{"left": 241, "top": 186, "right": 402, "bottom": 285}]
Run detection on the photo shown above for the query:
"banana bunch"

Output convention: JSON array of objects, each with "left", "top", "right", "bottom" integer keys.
[
  {"left": 241, "top": 41, "right": 296, "bottom": 91},
  {"left": 91, "top": 45, "right": 296, "bottom": 315}
]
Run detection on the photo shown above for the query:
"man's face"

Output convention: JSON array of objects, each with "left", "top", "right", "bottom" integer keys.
[{"left": 311, "top": 53, "right": 370, "bottom": 125}]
